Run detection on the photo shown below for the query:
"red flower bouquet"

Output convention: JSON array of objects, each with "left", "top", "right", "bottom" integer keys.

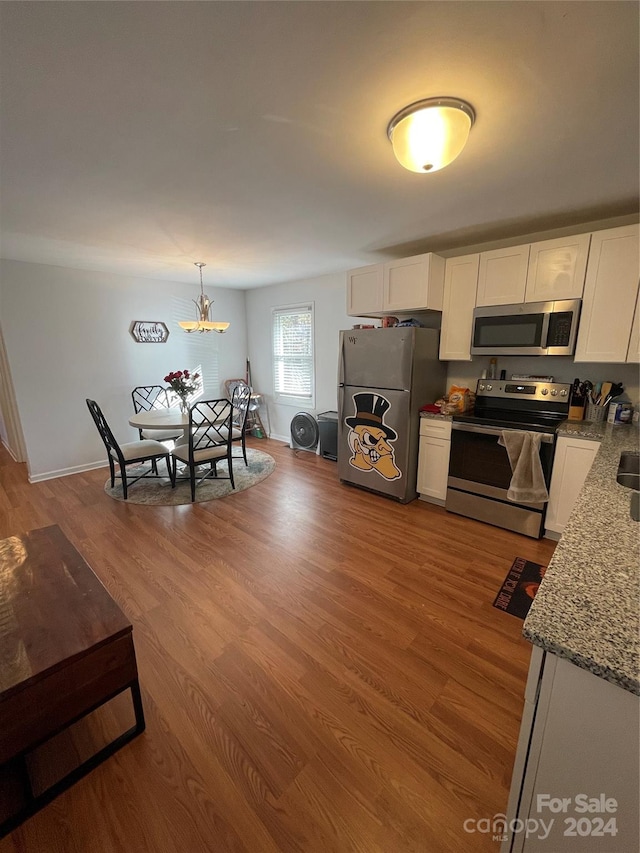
[{"left": 164, "top": 369, "right": 201, "bottom": 412}]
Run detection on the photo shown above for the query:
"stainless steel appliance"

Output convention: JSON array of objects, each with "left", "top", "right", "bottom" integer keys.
[
  {"left": 338, "top": 328, "right": 446, "bottom": 502},
  {"left": 471, "top": 299, "right": 581, "bottom": 356},
  {"left": 446, "top": 380, "right": 571, "bottom": 537}
]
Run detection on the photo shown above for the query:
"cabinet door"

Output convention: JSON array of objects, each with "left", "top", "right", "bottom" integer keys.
[
  {"left": 347, "top": 265, "right": 383, "bottom": 316},
  {"left": 476, "top": 244, "right": 530, "bottom": 306},
  {"left": 545, "top": 436, "right": 599, "bottom": 534},
  {"left": 417, "top": 435, "right": 450, "bottom": 502},
  {"left": 524, "top": 233, "right": 591, "bottom": 302},
  {"left": 626, "top": 284, "right": 640, "bottom": 363},
  {"left": 440, "top": 254, "right": 479, "bottom": 360},
  {"left": 574, "top": 224, "right": 640, "bottom": 363},
  {"left": 518, "top": 658, "right": 640, "bottom": 853},
  {"left": 383, "top": 253, "right": 445, "bottom": 312}
]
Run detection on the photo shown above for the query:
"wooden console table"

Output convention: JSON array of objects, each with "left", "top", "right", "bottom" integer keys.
[{"left": 0, "top": 525, "right": 145, "bottom": 837}]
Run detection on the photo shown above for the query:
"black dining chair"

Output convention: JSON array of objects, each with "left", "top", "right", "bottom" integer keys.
[
  {"left": 229, "top": 382, "right": 251, "bottom": 465},
  {"left": 87, "top": 399, "right": 175, "bottom": 500},
  {"left": 170, "top": 399, "right": 235, "bottom": 502},
  {"left": 131, "top": 385, "right": 183, "bottom": 443}
]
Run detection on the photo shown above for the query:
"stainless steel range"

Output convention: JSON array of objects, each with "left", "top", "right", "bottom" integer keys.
[{"left": 446, "top": 380, "right": 571, "bottom": 538}]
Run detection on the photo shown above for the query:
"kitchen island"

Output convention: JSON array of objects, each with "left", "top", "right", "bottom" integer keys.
[{"left": 502, "top": 421, "right": 639, "bottom": 853}]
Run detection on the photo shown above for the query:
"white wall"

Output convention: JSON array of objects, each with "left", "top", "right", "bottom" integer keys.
[
  {"left": 245, "top": 271, "right": 355, "bottom": 441},
  {"left": 0, "top": 259, "right": 247, "bottom": 480}
]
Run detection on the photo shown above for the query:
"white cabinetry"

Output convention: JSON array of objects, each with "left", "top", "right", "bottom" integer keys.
[
  {"left": 439, "top": 254, "right": 479, "bottom": 360},
  {"left": 417, "top": 418, "right": 452, "bottom": 504},
  {"left": 476, "top": 244, "right": 530, "bottom": 306},
  {"left": 346, "top": 253, "right": 445, "bottom": 317},
  {"left": 545, "top": 436, "right": 600, "bottom": 536},
  {"left": 502, "top": 650, "right": 639, "bottom": 853},
  {"left": 347, "top": 265, "right": 383, "bottom": 315},
  {"left": 476, "top": 234, "right": 592, "bottom": 308},
  {"left": 524, "top": 234, "right": 591, "bottom": 302},
  {"left": 574, "top": 224, "right": 640, "bottom": 363},
  {"left": 626, "top": 276, "right": 640, "bottom": 363},
  {"left": 383, "top": 253, "right": 445, "bottom": 313}
]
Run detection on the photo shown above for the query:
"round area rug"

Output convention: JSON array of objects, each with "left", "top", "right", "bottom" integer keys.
[{"left": 104, "top": 448, "right": 275, "bottom": 505}]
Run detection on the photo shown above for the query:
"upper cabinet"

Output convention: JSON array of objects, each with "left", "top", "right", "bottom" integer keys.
[
  {"left": 439, "top": 254, "right": 479, "bottom": 361},
  {"left": 347, "top": 265, "right": 384, "bottom": 315},
  {"left": 475, "top": 244, "right": 530, "bottom": 306},
  {"left": 383, "top": 253, "right": 445, "bottom": 313},
  {"left": 476, "top": 234, "right": 591, "bottom": 307},
  {"left": 574, "top": 224, "right": 640, "bottom": 363},
  {"left": 524, "top": 233, "right": 591, "bottom": 302},
  {"left": 346, "top": 252, "right": 445, "bottom": 317}
]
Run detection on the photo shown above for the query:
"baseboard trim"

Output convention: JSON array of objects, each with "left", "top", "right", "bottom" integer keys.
[
  {"left": 1, "top": 438, "right": 19, "bottom": 463},
  {"left": 29, "top": 459, "right": 109, "bottom": 484}
]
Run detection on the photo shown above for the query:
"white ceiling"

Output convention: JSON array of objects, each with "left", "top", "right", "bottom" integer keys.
[{"left": 1, "top": 1, "right": 638, "bottom": 289}]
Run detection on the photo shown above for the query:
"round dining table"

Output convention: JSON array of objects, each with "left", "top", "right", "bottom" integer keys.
[{"left": 128, "top": 409, "right": 190, "bottom": 444}]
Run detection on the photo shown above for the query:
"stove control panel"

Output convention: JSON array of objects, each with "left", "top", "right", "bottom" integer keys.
[{"left": 476, "top": 380, "right": 572, "bottom": 402}]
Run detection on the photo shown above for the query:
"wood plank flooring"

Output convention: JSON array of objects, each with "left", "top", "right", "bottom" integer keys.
[{"left": 0, "top": 438, "right": 555, "bottom": 852}]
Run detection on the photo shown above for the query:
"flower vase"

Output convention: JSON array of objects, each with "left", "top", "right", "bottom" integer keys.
[{"left": 179, "top": 398, "right": 189, "bottom": 415}]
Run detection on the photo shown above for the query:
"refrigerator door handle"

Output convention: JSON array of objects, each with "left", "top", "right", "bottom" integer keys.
[{"left": 338, "top": 334, "right": 345, "bottom": 386}]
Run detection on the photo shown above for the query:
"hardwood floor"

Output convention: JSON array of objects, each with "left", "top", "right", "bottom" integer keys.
[{"left": 0, "top": 438, "right": 555, "bottom": 852}]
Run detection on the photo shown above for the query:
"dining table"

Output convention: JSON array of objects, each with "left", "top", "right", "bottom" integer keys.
[{"left": 128, "top": 409, "right": 190, "bottom": 445}]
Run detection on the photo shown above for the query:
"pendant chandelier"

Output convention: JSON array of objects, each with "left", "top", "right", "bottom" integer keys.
[{"left": 178, "top": 262, "right": 230, "bottom": 334}]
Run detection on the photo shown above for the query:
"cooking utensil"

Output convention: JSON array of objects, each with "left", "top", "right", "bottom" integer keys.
[{"left": 600, "top": 382, "right": 612, "bottom": 405}]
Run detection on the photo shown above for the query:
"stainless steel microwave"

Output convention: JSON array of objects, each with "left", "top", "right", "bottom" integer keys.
[{"left": 470, "top": 299, "right": 581, "bottom": 356}]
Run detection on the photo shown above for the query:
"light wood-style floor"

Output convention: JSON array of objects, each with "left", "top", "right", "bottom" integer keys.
[{"left": 0, "top": 437, "right": 555, "bottom": 852}]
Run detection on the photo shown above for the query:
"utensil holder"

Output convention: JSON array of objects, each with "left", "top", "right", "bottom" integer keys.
[{"left": 585, "top": 401, "right": 607, "bottom": 423}]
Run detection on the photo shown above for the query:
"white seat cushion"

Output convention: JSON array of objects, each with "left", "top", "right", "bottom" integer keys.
[
  {"left": 111, "top": 440, "right": 169, "bottom": 461},
  {"left": 172, "top": 443, "right": 228, "bottom": 465},
  {"left": 141, "top": 428, "right": 182, "bottom": 441}
]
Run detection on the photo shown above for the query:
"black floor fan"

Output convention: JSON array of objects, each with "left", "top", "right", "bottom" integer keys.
[{"left": 290, "top": 412, "right": 319, "bottom": 453}]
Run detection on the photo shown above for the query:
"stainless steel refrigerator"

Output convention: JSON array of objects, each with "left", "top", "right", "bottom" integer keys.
[{"left": 338, "top": 327, "right": 446, "bottom": 502}]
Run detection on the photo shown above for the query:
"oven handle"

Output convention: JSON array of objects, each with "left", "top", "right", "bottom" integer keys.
[{"left": 451, "top": 421, "right": 555, "bottom": 444}]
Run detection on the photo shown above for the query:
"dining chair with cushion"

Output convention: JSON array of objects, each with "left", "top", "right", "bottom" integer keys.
[
  {"left": 171, "top": 399, "right": 235, "bottom": 502},
  {"left": 131, "top": 385, "right": 183, "bottom": 443},
  {"left": 86, "top": 399, "right": 175, "bottom": 500},
  {"left": 229, "top": 382, "right": 251, "bottom": 465}
]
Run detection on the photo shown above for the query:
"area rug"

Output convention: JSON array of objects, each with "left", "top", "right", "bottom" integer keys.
[
  {"left": 492, "top": 557, "right": 547, "bottom": 620},
  {"left": 104, "top": 448, "right": 275, "bottom": 505}
]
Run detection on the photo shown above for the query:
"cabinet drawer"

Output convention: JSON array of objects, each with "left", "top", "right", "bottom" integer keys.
[{"left": 419, "top": 418, "right": 452, "bottom": 439}]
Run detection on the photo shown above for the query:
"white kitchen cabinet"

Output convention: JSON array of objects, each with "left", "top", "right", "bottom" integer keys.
[
  {"left": 502, "top": 651, "right": 639, "bottom": 853},
  {"left": 417, "top": 418, "right": 451, "bottom": 504},
  {"left": 346, "top": 265, "right": 383, "bottom": 315},
  {"left": 545, "top": 435, "right": 600, "bottom": 536},
  {"left": 574, "top": 224, "right": 640, "bottom": 363},
  {"left": 476, "top": 244, "right": 530, "bottom": 306},
  {"left": 346, "top": 253, "right": 445, "bottom": 317},
  {"left": 626, "top": 283, "right": 640, "bottom": 363},
  {"left": 439, "top": 254, "right": 479, "bottom": 360},
  {"left": 524, "top": 233, "right": 591, "bottom": 302},
  {"left": 382, "top": 253, "right": 445, "bottom": 313}
]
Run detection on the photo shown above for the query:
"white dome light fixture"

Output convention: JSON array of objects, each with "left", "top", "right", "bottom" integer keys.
[
  {"left": 178, "top": 262, "right": 230, "bottom": 334},
  {"left": 387, "top": 97, "right": 475, "bottom": 174}
]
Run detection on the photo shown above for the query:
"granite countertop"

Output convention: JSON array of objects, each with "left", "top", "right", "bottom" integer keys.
[{"left": 523, "top": 422, "right": 640, "bottom": 695}]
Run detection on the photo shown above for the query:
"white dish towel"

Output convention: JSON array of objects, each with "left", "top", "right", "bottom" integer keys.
[{"left": 498, "top": 430, "right": 550, "bottom": 504}]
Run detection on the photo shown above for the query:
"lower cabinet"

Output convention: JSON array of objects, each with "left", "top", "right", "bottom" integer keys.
[
  {"left": 502, "top": 648, "right": 639, "bottom": 853},
  {"left": 417, "top": 418, "right": 451, "bottom": 503},
  {"left": 545, "top": 436, "right": 600, "bottom": 536}
]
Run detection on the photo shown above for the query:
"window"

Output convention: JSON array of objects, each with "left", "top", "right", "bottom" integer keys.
[{"left": 272, "top": 303, "right": 314, "bottom": 407}]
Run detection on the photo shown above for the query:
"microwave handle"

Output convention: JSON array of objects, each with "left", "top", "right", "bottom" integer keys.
[{"left": 540, "top": 312, "right": 551, "bottom": 349}]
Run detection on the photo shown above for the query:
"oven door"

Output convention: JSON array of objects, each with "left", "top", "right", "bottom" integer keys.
[{"left": 446, "top": 422, "right": 555, "bottom": 538}]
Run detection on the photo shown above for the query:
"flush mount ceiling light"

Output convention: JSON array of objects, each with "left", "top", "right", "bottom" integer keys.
[
  {"left": 178, "top": 262, "right": 230, "bottom": 334},
  {"left": 387, "top": 97, "right": 475, "bottom": 173}
]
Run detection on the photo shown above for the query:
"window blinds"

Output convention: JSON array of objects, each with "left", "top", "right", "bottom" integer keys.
[{"left": 272, "top": 305, "right": 314, "bottom": 400}]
